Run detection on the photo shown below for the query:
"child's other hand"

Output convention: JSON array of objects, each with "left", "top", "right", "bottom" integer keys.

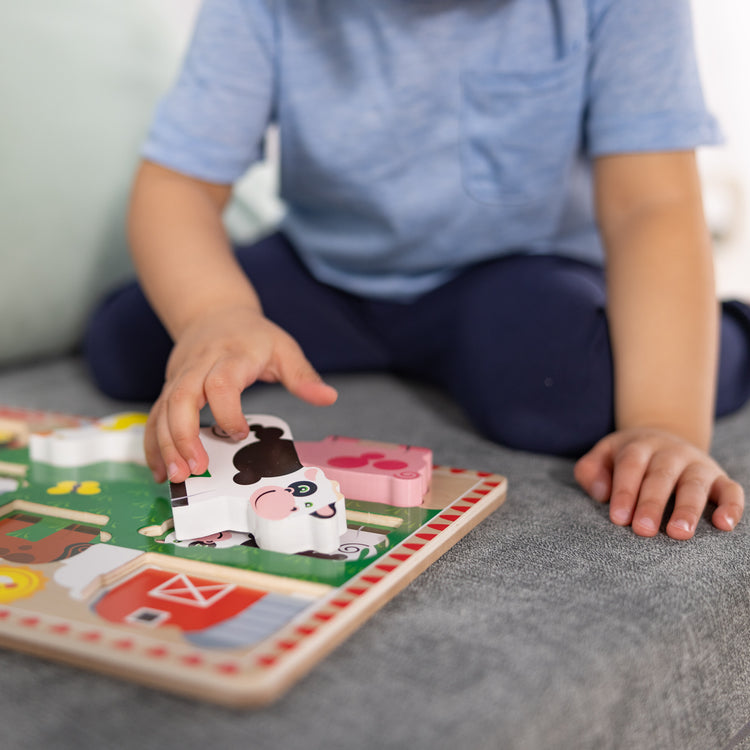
[
  {"left": 144, "top": 307, "right": 337, "bottom": 484},
  {"left": 574, "top": 427, "right": 744, "bottom": 540}
]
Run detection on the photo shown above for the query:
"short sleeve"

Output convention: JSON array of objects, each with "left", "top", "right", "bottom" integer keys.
[
  {"left": 142, "top": 0, "right": 275, "bottom": 183},
  {"left": 584, "top": 0, "right": 722, "bottom": 156}
]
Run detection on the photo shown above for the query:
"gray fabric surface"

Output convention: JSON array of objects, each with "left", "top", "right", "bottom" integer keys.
[{"left": 0, "top": 356, "right": 748, "bottom": 750}]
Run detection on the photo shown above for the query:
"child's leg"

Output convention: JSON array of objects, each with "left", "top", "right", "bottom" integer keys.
[
  {"left": 408, "top": 255, "right": 616, "bottom": 456},
  {"left": 376, "top": 255, "right": 750, "bottom": 457},
  {"left": 717, "top": 300, "right": 750, "bottom": 416},
  {"left": 84, "top": 233, "right": 391, "bottom": 401}
]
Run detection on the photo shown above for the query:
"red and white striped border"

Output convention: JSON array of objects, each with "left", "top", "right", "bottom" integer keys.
[{"left": 248, "top": 468, "right": 504, "bottom": 671}]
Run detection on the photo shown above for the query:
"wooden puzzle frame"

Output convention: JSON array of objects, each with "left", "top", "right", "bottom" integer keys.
[{"left": 0, "top": 406, "right": 507, "bottom": 706}]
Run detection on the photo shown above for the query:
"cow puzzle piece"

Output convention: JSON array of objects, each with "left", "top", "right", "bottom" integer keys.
[
  {"left": 295, "top": 436, "right": 432, "bottom": 506},
  {"left": 169, "top": 415, "right": 346, "bottom": 555}
]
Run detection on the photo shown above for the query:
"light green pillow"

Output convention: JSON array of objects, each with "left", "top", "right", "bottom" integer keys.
[{"left": 0, "top": 2, "right": 187, "bottom": 366}]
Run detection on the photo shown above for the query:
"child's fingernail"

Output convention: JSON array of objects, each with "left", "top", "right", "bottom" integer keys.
[
  {"left": 725, "top": 515, "right": 737, "bottom": 530},
  {"left": 188, "top": 459, "right": 199, "bottom": 475},
  {"left": 231, "top": 432, "right": 246, "bottom": 441},
  {"left": 591, "top": 480, "right": 608, "bottom": 502},
  {"left": 167, "top": 463, "right": 180, "bottom": 481},
  {"left": 611, "top": 508, "right": 630, "bottom": 525},
  {"left": 637, "top": 517, "right": 657, "bottom": 533},
  {"left": 670, "top": 519, "right": 691, "bottom": 533}
]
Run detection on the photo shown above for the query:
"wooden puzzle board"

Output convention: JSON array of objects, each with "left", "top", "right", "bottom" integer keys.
[{"left": 0, "top": 406, "right": 507, "bottom": 706}]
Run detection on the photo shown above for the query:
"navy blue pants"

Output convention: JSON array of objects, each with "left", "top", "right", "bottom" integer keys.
[{"left": 84, "top": 233, "right": 750, "bottom": 457}]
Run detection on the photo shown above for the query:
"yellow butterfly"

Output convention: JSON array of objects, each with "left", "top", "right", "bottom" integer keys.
[{"left": 47, "top": 480, "right": 101, "bottom": 496}]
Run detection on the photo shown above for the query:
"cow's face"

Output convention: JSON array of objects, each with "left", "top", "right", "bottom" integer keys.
[{"left": 249, "top": 467, "right": 339, "bottom": 521}]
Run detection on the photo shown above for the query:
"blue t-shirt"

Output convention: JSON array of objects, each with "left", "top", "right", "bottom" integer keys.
[{"left": 143, "top": 0, "right": 720, "bottom": 301}]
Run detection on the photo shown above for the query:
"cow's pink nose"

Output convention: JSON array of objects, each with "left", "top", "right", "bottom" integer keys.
[{"left": 252, "top": 486, "right": 296, "bottom": 520}]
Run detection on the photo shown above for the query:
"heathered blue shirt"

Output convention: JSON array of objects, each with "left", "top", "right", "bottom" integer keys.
[{"left": 143, "top": 0, "right": 720, "bottom": 301}]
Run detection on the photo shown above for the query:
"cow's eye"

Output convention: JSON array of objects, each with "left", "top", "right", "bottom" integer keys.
[
  {"left": 304, "top": 501, "right": 313, "bottom": 508},
  {"left": 289, "top": 480, "right": 317, "bottom": 497}
]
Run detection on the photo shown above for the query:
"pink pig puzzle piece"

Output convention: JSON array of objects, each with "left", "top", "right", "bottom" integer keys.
[{"left": 295, "top": 437, "right": 432, "bottom": 507}]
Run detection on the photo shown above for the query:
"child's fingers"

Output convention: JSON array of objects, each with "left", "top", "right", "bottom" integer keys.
[
  {"left": 203, "top": 356, "right": 252, "bottom": 443},
  {"left": 158, "top": 370, "right": 208, "bottom": 483},
  {"left": 654, "top": 462, "right": 712, "bottom": 540},
  {"left": 144, "top": 395, "right": 203, "bottom": 485},
  {"left": 578, "top": 427, "right": 743, "bottom": 539},
  {"left": 710, "top": 475, "right": 745, "bottom": 532},
  {"left": 574, "top": 437, "right": 615, "bottom": 502},
  {"left": 274, "top": 338, "right": 338, "bottom": 406},
  {"left": 608, "top": 442, "right": 652, "bottom": 530},
  {"left": 630, "top": 452, "right": 690, "bottom": 538},
  {"left": 293, "top": 377, "right": 339, "bottom": 406},
  {"left": 144, "top": 400, "right": 167, "bottom": 483},
  {"left": 157, "top": 405, "right": 192, "bottom": 483}
]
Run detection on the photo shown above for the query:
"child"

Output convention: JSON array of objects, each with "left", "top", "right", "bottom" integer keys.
[{"left": 85, "top": 0, "right": 750, "bottom": 541}]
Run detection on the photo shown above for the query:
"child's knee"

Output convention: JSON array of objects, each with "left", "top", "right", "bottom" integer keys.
[
  {"left": 475, "top": 375, "right": 615, "bottom": 456},
  {"left": 449, "top": 311, "right": 616, "bottom": 456}
]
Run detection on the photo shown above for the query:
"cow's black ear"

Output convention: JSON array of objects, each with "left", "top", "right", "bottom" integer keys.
[
  {"left": 233, "top": 422, "right": 303, "bottom": 484},
  {"left": 249, "top": 424, "right": 284, "bottom": 441}
]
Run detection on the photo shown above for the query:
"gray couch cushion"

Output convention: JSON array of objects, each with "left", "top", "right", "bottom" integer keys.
[{"left": 0, "top": 357, "right": 748, "bottom": 750}]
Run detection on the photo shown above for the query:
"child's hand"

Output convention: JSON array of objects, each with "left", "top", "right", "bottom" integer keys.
[
  {"left": 574, "top": 427, "right": 744, "bottom": 540},
  {"left": 144, "top": 307, "right": 337, "bottom": 484}
]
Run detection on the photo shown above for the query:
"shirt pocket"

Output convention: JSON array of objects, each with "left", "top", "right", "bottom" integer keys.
[{"left": 460, "top": 50, "right": 585, "bottom": 208}]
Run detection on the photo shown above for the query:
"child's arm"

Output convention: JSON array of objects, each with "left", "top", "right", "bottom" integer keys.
[
  {"left": 574, "top": 151, "right": 745, "bottom": 539},
  {"left": 128, "top": 160, "right": 337, "bottom": 483}
]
